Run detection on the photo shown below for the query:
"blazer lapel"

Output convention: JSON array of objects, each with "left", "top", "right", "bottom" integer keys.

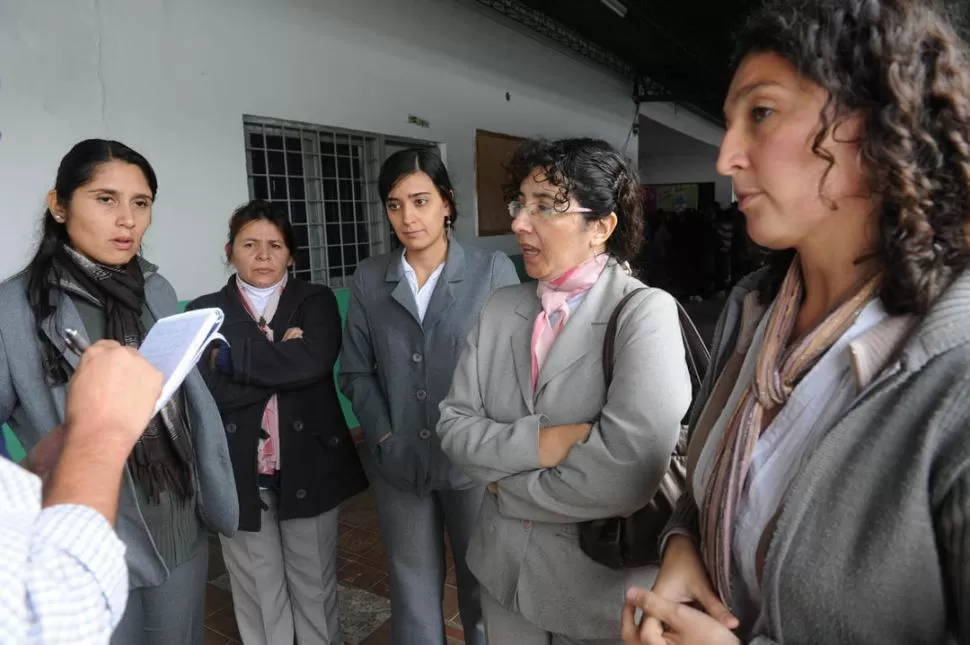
[
  {"left": 41, "top": 295, "right": 87, "bottom": 373},
  {"left": 534, "top": 264, "right": 623, "bottom": 398},
  {"left": 511, "top": 290, "right": 541, "bottom": 413},
  {"left": 421, "top": 241, "right": 465, "bottom": 333},
  {"left": 386, "top": 250, "right": 422, "bottom": 326}
]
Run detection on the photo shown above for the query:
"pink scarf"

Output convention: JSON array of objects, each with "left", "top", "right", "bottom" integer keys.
[
  {"left": 236, "top": 274, "right": 288, "bottom": 475},
  {"left": 531, "top": 254, "right": 609, "bottom": 390}
]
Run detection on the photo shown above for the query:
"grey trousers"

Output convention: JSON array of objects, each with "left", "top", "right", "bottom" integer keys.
[
  {"left": 110, "top": 535, "right": 209, "bottom": 645},
  {"left": 364, "top": 453, "right": 485, "bottom": 645},
  {"left": 481, "top": 590, "right": 624, "bottom": 645},
  {"left": 220, "top": 489, "right": 341, "bottom": 645}
]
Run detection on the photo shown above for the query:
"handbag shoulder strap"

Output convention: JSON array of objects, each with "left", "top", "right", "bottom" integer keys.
[
  {"left": 603, "top": 288, "right": 711, "bottom": 400},
  {"left": 603, "top": 288, "right": 649, "bottom": 386},
  {"left": 674, "top": 301, "right": 711, "bottom": 400}
]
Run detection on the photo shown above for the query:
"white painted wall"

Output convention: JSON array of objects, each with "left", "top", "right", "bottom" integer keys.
[
  {"left": 640, "top": 157, "right": 733, "bottom": 206},
  {"left": 0, "top": 0, "right": 643, "bottom": 298},
  {"left": 638, "top": 116, "right": 731, "bottom": 206},
  {"left": 639, "top": 103, "right": 725, "bottom": 149}
]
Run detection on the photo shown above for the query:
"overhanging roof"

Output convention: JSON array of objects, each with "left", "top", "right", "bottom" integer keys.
[{"left": 481, "top": 0, "right": 970, "bottom": 127}]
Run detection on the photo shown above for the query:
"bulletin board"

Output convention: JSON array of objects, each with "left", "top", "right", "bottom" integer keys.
[{"left": 475, "top": 129, "right": 525, "bottom": 237}]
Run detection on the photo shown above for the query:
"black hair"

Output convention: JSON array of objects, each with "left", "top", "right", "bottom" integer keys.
[
  {"left": 736, "top": 0, "right": 970, "bottom": 313},
  {"left": 26, "top": 138, "right": 158, "bottom": 382},
  {"left": 502, "top": 137, "right": 645, "bottom": 264},
  {"left": 378, "top": 148, "right": 457, "bottom": 229},
  {"left": 225, "top": 199, "right": 297, "bottom": 262}
]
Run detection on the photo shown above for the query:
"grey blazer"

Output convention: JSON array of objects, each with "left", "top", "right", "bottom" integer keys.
[
  {"left": 0, "top": 262, "right": 238, "bottom": 588},
  {"left": 339, "top": 241, "right": 519, "bottom": 495},
  {"left": 437, "top": 261, "right": 692, "bottom": 639}
]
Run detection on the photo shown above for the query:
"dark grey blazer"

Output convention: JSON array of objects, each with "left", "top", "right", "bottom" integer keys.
[
  {"left": 437, "top": 262, "right": 692, "bottom": 639},
  {"left": 0, "top": 262, "right": 238, "bottom": 588},
  {"left": 339, "top": 241, "right": 519, "bottom": 494}
]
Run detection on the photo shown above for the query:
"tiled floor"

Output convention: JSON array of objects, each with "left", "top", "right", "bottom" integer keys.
[{"left": 203, "top": 486, "right": 466, "bottom": 644}]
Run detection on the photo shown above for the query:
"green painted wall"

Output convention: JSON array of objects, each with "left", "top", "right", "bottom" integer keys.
[
  {"left": 1, "top": 255, "right": 530, "bottom": 460},
  {"left": 3, "top": 425, "right": 24, "bottom": 461}
]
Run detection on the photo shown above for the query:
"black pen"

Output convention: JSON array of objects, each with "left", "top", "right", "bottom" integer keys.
[{"left": 63, "top": 328, "right": 90, "bottom": 357}]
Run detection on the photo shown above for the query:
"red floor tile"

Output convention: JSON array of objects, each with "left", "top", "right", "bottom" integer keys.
[{"left": 204, "top": 488, "right": 466, "bottom": 643}]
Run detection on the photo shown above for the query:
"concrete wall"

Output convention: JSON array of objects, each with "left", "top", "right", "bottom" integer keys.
[
  {"left": 638, "top": 115, "right": 730, "bottom": 205},
  {"left": 0, "top": 0, "right": 638, "bottom": 297}
]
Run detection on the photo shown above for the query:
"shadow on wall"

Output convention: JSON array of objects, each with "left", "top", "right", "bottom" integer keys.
[{"left": 1, "top": 255, "right": 532, "bottom": 461}]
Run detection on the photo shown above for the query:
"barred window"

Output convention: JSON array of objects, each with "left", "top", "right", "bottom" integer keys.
[{"left": 243, "top": 116, "right": 432, "bottom": 287}]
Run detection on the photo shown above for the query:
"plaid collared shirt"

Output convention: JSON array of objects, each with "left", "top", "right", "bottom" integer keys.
[{"left": 0, "top": 457, "right": 128, "bottom": 644}]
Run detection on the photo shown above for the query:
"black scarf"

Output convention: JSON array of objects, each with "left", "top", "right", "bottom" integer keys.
[{"left": 56, "top": 246, "right": 194, "bottom": 504}]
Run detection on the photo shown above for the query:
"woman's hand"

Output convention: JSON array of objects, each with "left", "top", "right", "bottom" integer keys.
[
  {"left": 282, "top": 327, "right": 304, "bottom": 341},
  {"left": 632, "top": 535, "right": 738, "bottom": 643},
  {"left": 538, "top": 423, "right": 592, "bottom": 468},
  {"left": 622, "top": 588, "right": 741, "bottom": 645}
]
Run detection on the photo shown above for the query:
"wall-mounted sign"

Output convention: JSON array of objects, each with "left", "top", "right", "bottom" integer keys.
[{"left": 408, "top": 114, "right": 430, "bottom": 128}]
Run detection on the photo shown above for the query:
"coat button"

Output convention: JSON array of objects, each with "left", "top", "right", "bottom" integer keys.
[
  {"left": 327, "top": 436, "right": 340, "bottom": 447},
  {"left": 416, "top": 389, "right": 428, "bottom": 401},
  {"left": 225, "top": 422, "right": 237, "bottom": 434},
  {"left": 412, "top": 352, "right": 423, "bottom": 363},
  {"left": 419, "top": 429, "right": 431, "bottom": 440},
  {"left": 294, "top": 421, "right": 304, "bottom": 432},
  {"left": 296, "top": 489, "right": 307, "bottom": 499}
]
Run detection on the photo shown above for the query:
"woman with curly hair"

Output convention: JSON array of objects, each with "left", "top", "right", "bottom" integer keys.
[
  {"left": 621, "top": 1, "right": 970, "bottom": 644},
  {"left": 437, "top": 137, "right": 692, "bottom": 643}
]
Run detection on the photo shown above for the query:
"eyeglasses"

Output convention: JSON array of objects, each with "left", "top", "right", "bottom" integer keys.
[{"left": 507, "top": 201, "right": 593, "bottom": 220}]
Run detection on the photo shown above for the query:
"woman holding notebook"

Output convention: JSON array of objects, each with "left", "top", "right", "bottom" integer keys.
[
  {"left": 0, "top": 138, "right": 238, "bottom": 645},
  {"left": 189, "top": 199, "right": 367, "bottom": 645}
]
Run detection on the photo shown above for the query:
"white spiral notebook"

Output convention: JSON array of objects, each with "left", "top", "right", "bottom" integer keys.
[{"left": 136, "top": 307, "right": 226, "bottom": 414}]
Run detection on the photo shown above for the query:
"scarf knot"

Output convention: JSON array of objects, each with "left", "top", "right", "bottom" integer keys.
[{"left": 530, "top": 254, "right": 609, "bottom": 391}]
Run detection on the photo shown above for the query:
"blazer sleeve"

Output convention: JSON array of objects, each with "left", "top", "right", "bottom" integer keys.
[
  {"left": 227, "top": 288, "right": 342, "bottom": 389},
  {"left": 185, "top": 298, "right": 272, "bottom": 412},
  {"left": 494, "top": 290, "right": 693, "bottom": 523},
  {"left": 437, "top": 305, "right": 551, "bottom": 483},
  {"left": 938, "top": 468, "right": 970, "bottom": 640},
  {"left": 490, "top": 252, "right": 521, "bottom": 290},
  {"left": 0, "top": 329, "right": 17, "bottom": 428},
  {"left": 338, "top": 270, "right": 394, "bottom": 447}
]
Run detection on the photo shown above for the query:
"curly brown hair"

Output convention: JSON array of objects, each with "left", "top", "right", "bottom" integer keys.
[
  {"left": 739, "top": 0, "right": 970, "bottom": 314},
  {"left": 502, "top": 138, "right": 645, "bottom": 265}
]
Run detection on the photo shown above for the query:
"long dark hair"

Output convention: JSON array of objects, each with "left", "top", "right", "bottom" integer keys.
[
  {"left": 736, "top": 0, "right": 970, "bottom": 313},
  {"left": 26, "top": 138, "right": 158, "bottom": 381},
  {"left": 378, "top": 148, "right": 458, "bottom": 229},
  {"left": 502, "top": 137, "right": 645, "bottom": 264}
]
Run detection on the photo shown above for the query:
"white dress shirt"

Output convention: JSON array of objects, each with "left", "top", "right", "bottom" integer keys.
[
  {"left": 0, "top": 457, "right": 128, "bottom": 645},
  {"left": 238, "top": 275, "right": 285, "bottom": 318},
  {"left": 401, "top": 252, "right": 445, "bottom": 322}
]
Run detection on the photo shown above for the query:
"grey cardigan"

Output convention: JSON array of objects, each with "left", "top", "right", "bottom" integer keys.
[
  {"left": 437, "top": 262, "right": 693, "bottom": 639},
  {"left": 666, "top": 270, "right": 970, "bottom": 644},
  {"left": 0, "top": 263, "right": 238, "bottom": 588},
  {"left": 339, "top": 241, "right": 519, "bottom": 494}
]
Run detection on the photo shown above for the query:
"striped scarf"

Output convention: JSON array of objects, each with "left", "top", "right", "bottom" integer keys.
[
  {"left": 701, "top": 257, "right": 881, "bottom": 602},
  {"left": 56, "top": 246, "right": 195, "bottom": 504},
  {"left": 236, "top": 274, "right": 287, "bottom": 475}
]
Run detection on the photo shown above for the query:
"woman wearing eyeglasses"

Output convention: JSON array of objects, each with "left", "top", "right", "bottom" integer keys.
[
  {"left": 339, "top": 148, "right": 519, "bottom": 645},
  {"left": 437, "top": 137, "right": 692, "bottom": 643}
]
